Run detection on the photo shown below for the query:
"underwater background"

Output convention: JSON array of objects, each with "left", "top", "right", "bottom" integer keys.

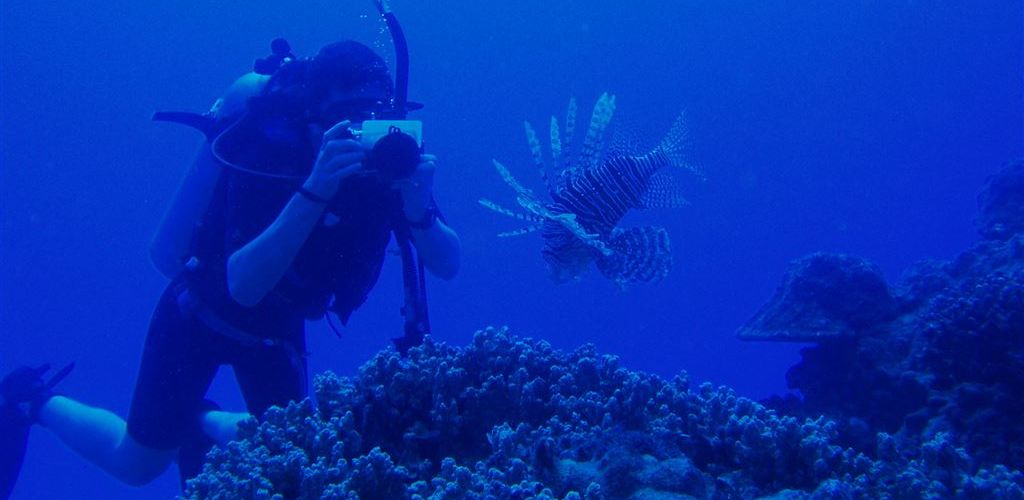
[{"left": 1, "top": 0, "right": 1021, "bottom": 498}]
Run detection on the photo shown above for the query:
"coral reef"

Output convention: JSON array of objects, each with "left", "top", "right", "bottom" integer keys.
[
  {"left": 182, "top": 162, "right": 1024, "bottom": 498},
  {"left": 742, "top": 161, "right": 1024, "bottom": 476},
  {"left": 186, "top": 327, "right": 1022, "bottom": 498}
]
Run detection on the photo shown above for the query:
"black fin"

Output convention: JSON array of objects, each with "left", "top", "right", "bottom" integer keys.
[{"left": 0, "top": 403, "right": 30, "bottom": 499}]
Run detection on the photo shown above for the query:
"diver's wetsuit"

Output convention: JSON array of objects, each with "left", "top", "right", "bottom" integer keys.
[{"left": 126, "top": 126, "right": 399, "bottom": 485}]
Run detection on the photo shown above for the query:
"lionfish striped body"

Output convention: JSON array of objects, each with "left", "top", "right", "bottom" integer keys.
[{"left": 481, "top": 94, "right": 697, "bottom": 285}]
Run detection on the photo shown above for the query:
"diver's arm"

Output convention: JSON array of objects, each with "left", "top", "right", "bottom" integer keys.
[
  {"left": 408, "top": 218, "right": 461, "bottom": 280},
  {"left": 226, "top": 192, "right": 328, "bottom": 307},
  {"left": 395, "top": 155, "right": 461, "bottom": 280},
  {"left": 149, "top": 145, "right": 222, "bottom": 279},
  {"left": 227, "top": 123, "right": 364, "bottom": 307}
]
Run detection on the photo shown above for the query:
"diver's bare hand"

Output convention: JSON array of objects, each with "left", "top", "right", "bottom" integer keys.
[
  {"left": 303, "top": 120, "right": 366, "bottom": 200},
  {"left": 392, "top": 154, "right": 437, "bottom": 220}
]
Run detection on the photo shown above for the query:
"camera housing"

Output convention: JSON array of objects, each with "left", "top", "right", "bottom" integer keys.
[{"left": 358, "top": 120, "right": 423, "bottom": 182}]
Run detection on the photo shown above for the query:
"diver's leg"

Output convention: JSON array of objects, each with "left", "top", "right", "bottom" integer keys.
[
  {"left": 200, "top": 409, "right": 252, "bottom": 447},
  {"left": 199, "top": 337, "right": 306, "bottom": 450},
  {"left": 36, "top": 396, "right": 174, "bottom": 486},
  {"left": 232, "top": 325, "right": 308, "bottom": 423},
  {"left": 29, "top": 283, "right": 223, "bottom": 487},
  {"left": 127, "top": 284, "right": 225, "bottom": 489}
]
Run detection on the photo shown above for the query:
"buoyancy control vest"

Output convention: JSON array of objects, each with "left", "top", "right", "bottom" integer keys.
[{"left": 164, "top": 73, "right": 396, "bottom": 339}]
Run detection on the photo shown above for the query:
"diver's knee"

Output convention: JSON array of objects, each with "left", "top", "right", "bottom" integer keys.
[
  {"left": 115, "top": 434, "right": 176, "bottom": 486},
  {"left": 201, "top": 410, "right": 252, "bottom": 447}
]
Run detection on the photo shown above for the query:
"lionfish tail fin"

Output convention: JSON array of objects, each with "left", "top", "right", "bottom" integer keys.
[
  {"left": 596, "top": 226, "right": 672, "bottom": 284},
  {"left": 638, "top": 173, "right": 691, "bottom": 209},
  {"left": 656, "top": 111, "right": 704, "bottom": 179}
]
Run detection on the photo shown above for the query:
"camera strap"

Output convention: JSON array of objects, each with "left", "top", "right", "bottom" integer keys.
[{"left": 391, "top": 219, "right": 430, "bottom": 356}]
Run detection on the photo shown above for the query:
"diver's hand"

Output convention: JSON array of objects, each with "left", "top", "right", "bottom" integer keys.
[
  {"left": 304, "top": 120, "right": 366, "bottom": 200},
  {"left": 392, "top": 154, "right": 437, "bottom": 220}
]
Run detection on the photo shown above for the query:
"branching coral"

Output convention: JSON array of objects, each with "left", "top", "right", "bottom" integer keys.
[{"left": 184, "top": 327, "right": 1023, "bottom": 499}]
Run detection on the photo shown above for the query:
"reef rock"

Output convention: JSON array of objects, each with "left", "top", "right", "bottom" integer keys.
[
  {"left": 736, "top": 253, "right": 897, "bottom": 342},
  {"left": 977, "top": 160, "right": 1024, "bottom": 240}
]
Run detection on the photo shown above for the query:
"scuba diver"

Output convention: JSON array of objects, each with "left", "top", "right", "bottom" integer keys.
[{"left": 0, "top": 1, "right": 460, "bottom": 494}]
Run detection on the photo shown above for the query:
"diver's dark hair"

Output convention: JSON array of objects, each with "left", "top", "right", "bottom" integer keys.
[
  {"left": 250, "top": 40, "right": 393, "bottom": 121},
  {"left": 309, "top": 40, "right": 394, "bottom": 101}
]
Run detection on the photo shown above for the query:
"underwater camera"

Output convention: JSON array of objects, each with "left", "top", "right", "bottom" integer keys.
[{"left": 355, "top": 120, "right": 423, "bottom": 182}]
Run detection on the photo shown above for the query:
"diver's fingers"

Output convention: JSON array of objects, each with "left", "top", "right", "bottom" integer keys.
[
  {"left": 31, "top": 364, "right": 51, "bottom": 377},
  {"left": 420, "top": 154, "right": 437, "bottom": 163},
  {"left": 319, "top": 139, "right": 362, "bottom": 158},
  {"left": 412, "top": 159, "right": 437, "bottom": 183},
  {"left": 322, "top": 154, "right": 365, "bottom": 174},
  {"left": 328, "top": 162, "right": 366, "bottom": 182},
  {"left": 417, "top": 159, "right": 437, "bottom": 175},
  {"left": 322, "top": 120, "right": 353, "bottom": 142}
]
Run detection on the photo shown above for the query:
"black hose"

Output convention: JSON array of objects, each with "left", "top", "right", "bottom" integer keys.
[{"left": 381, "top": 11, "right": 409, "bottom": 118}]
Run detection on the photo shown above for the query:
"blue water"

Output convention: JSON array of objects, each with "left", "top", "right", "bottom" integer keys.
[{"left": 1, "top": 1, "right": 1020, "bottom": 497}]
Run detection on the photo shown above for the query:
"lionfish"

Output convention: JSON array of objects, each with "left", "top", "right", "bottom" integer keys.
[{"left": 480, "top": 93, "right": 698, "bottom": 285}]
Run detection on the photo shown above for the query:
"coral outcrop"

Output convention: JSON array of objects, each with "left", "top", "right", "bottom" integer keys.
[{"left": 742, "top": 160, "right": 1024, "bottom": 477}]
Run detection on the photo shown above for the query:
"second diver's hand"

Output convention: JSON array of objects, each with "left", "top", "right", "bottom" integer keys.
[{"left": 226, "top": 121, "right": 365, "bottom": 307}]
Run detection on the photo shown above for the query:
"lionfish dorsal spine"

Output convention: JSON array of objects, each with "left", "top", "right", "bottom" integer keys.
[
  {"left": 578, "top": 93, "right": 616, "bottom": 170},
  {"left": 563, "top": 97, "right": 577, "bottom": 172},
  {"left": 549, "top": 116, "right": 562, "bottom": 193},
  {"left": 523, "top": 121, "right": 551, "bottom": 193}
]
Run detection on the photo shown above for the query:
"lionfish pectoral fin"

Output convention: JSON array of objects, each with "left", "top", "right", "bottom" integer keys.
[
  {"left": 549, "top": 212, "right": 613, "bottom": 256},
  {"left": 489, "top": 159, "right": 552, "bottom": 220},
  {"left": 638, "top": 173, "right": 690, "bottom": 209},
  {"left": 596, "top": 226, "right": 672, "bottom": 284},
  {"left": 478, "top": 198, "right": 544, "bottom": 223},
  {"left": 497, "top": 224, "right": 543, "bottom": 237}
]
